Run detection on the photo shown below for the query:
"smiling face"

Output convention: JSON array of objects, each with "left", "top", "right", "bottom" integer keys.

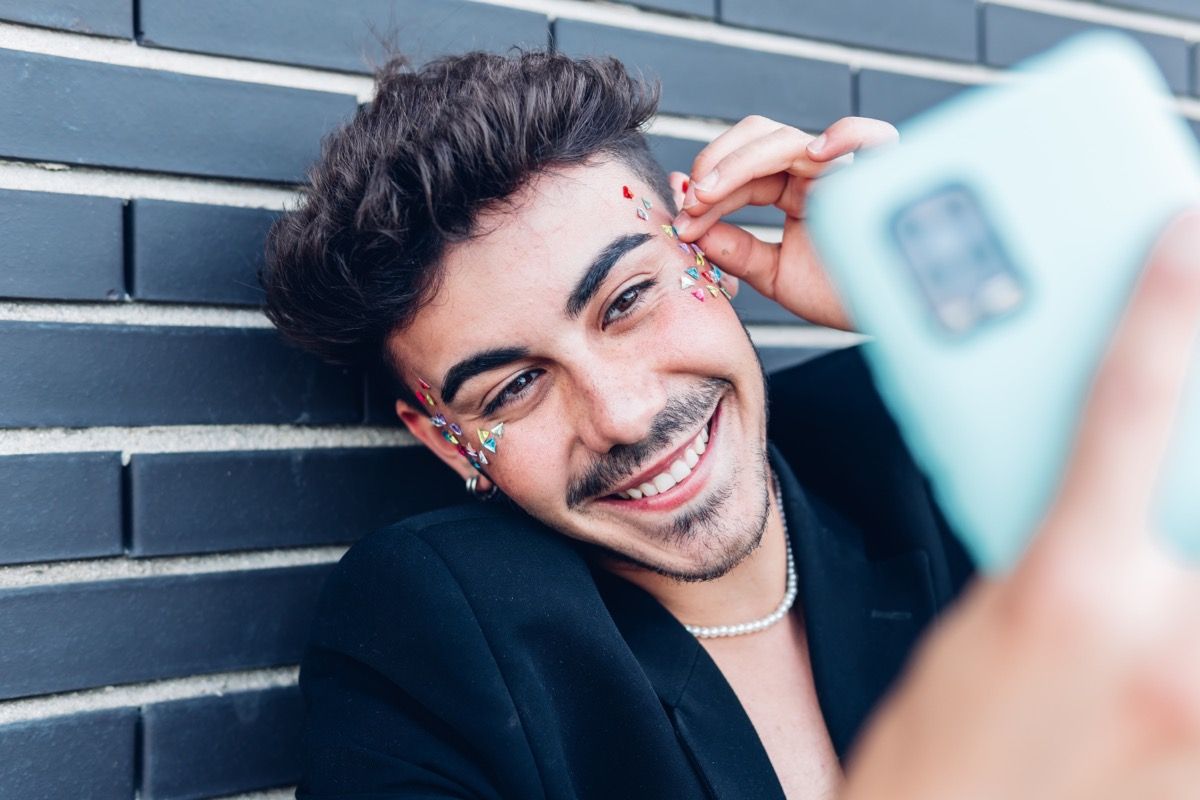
[{"left": 390, "top": 157, "right": 772, "bottom": 582}]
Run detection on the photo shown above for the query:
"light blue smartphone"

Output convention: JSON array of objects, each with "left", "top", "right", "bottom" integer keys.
[{"left": 805, "top": 31, "right": 1200, "bottom": 573}]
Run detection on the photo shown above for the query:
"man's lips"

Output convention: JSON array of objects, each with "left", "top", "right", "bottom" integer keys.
[{"left": 601, "top": 402, "right": 719, "bottom": 502}]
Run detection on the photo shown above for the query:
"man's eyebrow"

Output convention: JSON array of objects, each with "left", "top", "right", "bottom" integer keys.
[
  {"left": 440, "top": 346, "right": 531, "bottom": 406},
  {"left": 565, "top": 232, "right": 653, "bottom": 319}
]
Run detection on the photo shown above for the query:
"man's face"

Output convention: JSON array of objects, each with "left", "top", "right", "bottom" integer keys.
[{"left": 390, "top": 158, "right": 772, "bottom": 581}]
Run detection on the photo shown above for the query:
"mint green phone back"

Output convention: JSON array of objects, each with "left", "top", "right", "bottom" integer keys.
[{"left": 806, "top": 32, "right": 1200, "bottom": 572}]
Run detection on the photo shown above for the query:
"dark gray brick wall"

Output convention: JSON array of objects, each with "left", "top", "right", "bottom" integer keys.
[
  {"left": 1, "top": 453, "right": 123, "bottom": 566},
  {"left": 982, "top": 6, "right": 1193, "bottom": 95},
  {"left": 0, "top": 322, "right": 361, "bottom": 427},
  {"left": 0, "top": 48, "right": 357, "bottom": 181},
  {"left": 0, "top": 565, "right": 331, "bottom": 699},
  {"left": 1100, "top": 0, "right": 1200, "bottom": 22},
  {"left": 555, "top": 19, "right": 851, "bottom": 130},
  {"left": 0, "top": 188, "right": 124, "bottom": 301},
  {"left": 129, "top": 447, "right": 463, "bottom": 556},
  {"left": 131, "top": 199, "right": 278, "bottom": 306},
  {"left": 856, "top": 70, "right": 971, "bottom": 125},
  {"left": 0, "top": 710, "right": 138, "bottom": 800},
  {"left": 720, "top": 0, "right": 978, "bottom": 61},
  {"left": 0, "top": 0, "right": 132, "bottom": 37},
  {"left": 139, "top": 0, "right": 549, "bottom": 72},
  {"left": 142, "top": 687, "right": 304, "bottom": 800}
]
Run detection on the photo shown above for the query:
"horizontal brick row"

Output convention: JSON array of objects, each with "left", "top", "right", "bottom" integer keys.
[
  {"left": 0, "top": 47, "right": 357, "bottom": 182},
  {"left": 0, "top": 0, "right": 131, "bottom": 37},
  {"left": 0, "top": 321, "right": 360, "bottom": 428},
  {"left": 0, "top": 709, "right": 137, "bottom": 800},
  {"left": 0, "top": 446, "right": 463, "bottom": 565},
  {"left": 1099, "top": 0, "right": 1200, "bottom": 22},
  {"left": 0, "top": 564, "right": 330, "bottom": 699},
  {"left": 719, "top": 0, "right": 978, "bottom": 62},
  {"left": 983, "top": 5, "right": 1193, "bottom": 95},
  {"left": 0, "top": 687, "right": 305, "bottom": 800},
  {"left": 1, "top": 452, "right": 124, "bottom": 565},
  {"left": 138, "top": 0, "right": 549, "bottom": 73},
  {"left": 554, "top": 19, "right": 852, "bottom": 131}
]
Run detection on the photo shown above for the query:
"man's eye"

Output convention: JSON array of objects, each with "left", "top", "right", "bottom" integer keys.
[
  {"left": 603, "top": 279, "right": 656, "bottom": 328},
  {"left": 485, "top": 369, "right": 544, "bottom": 415}
]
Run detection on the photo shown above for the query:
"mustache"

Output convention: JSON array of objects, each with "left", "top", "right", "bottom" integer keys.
[{"left": 566, "top": 378, "right": 729, "bottom": 508}]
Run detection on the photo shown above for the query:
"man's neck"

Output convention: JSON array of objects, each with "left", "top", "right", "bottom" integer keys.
[{"left": 601, "top": 485, "right": 791, "bottom": 632}]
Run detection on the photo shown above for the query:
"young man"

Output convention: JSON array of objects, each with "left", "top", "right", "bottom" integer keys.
[{"left": 263, "top": 50, "right": 1200, "bottom": 798}]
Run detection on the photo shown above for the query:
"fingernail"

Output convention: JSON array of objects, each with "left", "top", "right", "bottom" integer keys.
[
  {"left": 807, "top": 134, "right": 827, "bottom": 156},
  {"left": 695, "top": 169, "right": 719, "bottom": 192},
  {"left": 682, "top": 184, "right": 698, "bottom": 210},
  {"left": 672, "top": 214, "right": 690, "bottom": 236}
]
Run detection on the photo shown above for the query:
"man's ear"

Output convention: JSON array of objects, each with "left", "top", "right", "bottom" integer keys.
[
  {"left": 668, "top": 170, "right": 688, "bottom": 211},
  {"left": 396, "top": 399, "right": 473, "bottom": 480},
  {"left": 395, "top": 400, "right": 497, "bottom": 496}
]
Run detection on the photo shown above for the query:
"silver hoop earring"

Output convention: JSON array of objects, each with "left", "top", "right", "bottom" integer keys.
[{"left": 465, "top": 474, "right": 498, "bottom": 501}]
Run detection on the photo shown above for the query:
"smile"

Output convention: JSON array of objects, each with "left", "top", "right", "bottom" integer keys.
[{"left": 600, "top": 400, "right": 721, "bottom": 509}]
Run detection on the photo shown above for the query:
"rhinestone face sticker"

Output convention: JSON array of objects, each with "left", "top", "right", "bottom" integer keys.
[
  {"left": 623, "top": 185, "right": 634, "bottom": 199},
  {"left": 636, "top": 207, "right": 648, "bottom": 221},
  {"left": 430, "top": 413, "right": 446, "bottom": 428}
]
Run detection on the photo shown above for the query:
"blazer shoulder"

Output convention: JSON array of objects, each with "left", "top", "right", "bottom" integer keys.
[{"left": 768, "top": 345, "right": 976, "bottom": 602}]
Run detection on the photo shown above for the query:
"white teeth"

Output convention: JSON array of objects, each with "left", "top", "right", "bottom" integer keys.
[
  {"left": 700, "top": 424, "right": 709, "bottom": 443},
  {"left": 639, "top": 482, "right": 659, "bottom": 497},
  {"left": 652, "top": 472, "right": 676, "bottom": 493},
  {"left": 693, "top": 435, "right": 706, "bottom": 455},
  {"left": 627, "top": 487, "right": 643, "bottom": 500},
  {"left": 684, "top": 447, "right": 699, "bottom": 468},
  {"left": 669, "top": 459, "right": 690, "bottom": 482}
]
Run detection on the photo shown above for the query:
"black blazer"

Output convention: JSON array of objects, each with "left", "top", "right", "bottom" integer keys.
[{"left": 296, "top": 346, "right": 976, "bottom": 799}]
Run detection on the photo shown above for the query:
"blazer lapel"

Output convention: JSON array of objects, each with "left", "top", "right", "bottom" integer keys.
[
  {"left": 772, "top": 444, "right": 939, "bottom": 759},
  {"left": 591, "top": 442, "right": 939, "bottom": 796},
  {"left": 593, "top": 568, "right": 785, "bottom": 800}
]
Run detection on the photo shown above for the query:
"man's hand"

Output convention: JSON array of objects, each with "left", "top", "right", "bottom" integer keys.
[
  {"left": 668, "top": 115, "right": 899, "bottom": 330},
  {"left": 839, "top": 210, "right": 1200, "bottom": 800}
]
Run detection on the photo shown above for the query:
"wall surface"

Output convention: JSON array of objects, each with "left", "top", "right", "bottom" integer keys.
[{"left": 0, "top": 0, "right": 1197, "bottom": 797}]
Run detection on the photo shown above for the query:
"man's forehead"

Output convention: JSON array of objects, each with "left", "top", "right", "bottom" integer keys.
[{"left": 390, "top": 159, "right": 661, "bottom": 380}]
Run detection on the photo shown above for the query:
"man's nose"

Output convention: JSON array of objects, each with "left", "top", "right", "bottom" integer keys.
[{"left": 569, "top": 361, "right": 665, "bottom": 454}]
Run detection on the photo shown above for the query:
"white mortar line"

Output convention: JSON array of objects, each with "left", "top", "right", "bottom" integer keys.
[
  {"left": 0, "top": 667, "right": 298, "bottom": 726},
  {"left": 0, "top": 20, "right": 374, "bottom": 100},
  {"left": 647, "top": 115, "right": 731, "bottom": 142},
  {"left": 747, "top": 324, "right": 868, "bottom": 349},
  {"left": 0, "top": 300, "right": 274, "bottom": 328},
  {"left": 984, "top": 0, "right": 1200, "bottom": 40},
  {"left": 0, "top": 159, "right": 301, "bottom": 208},
  {"left": 212, "top": 789, "right": 296, "bottom": 800},
  {"left": 0, "top": 546, "right": 348, "bottom": 590},
  {"left": 0, "top": 424, "right": 414, "bottom": 458}
]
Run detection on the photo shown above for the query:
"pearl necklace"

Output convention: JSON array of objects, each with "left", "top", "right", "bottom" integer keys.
[{"left": 683, "top": 472, "right": 797, "bottom": 639}]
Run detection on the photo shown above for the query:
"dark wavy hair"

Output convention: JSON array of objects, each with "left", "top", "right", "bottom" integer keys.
[{"left": 259, "top": 49, "right": 673, "bottom": 404}]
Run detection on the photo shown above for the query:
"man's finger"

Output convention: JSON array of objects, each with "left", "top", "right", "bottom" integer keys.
[
  {"left": 693, "top": 221, "right": 781, "bottom": 299},
  {"left": 806, "top": 116, "right": 900, "bottom": 162},
  {"left": 680, "top": 115, "right": 786, "bottom": 211},
  {"left": 673, "top": 173, "right": 790, "bottom": 241},
  {"left": 1048, "top": 210, "right": 1200, "bottom": 549}
]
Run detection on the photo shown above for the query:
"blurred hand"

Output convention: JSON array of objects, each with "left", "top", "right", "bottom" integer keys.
[
  {"left": 668, "top": 115, "right": 900, "bottom": 330},
  {"left": 840, "top": 210, "right": 1200, "bottom": 800}
]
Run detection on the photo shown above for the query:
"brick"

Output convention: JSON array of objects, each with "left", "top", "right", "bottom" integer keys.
[
  {"left": 0, "top": 565, "right": 332, "bottom": 699},
  {"left": 1098, "top": 0, "right": 1200, "bottom": 22},
  {"left": 0, "top": 48, "right": 357, "bottom": 182},
  {"left": 720, "top": 0, "right": 977, "bottom": 62},
  {"left": 734, "top": 286, "right": 814, "bottom": 325},
  {"left": 132, "top": 199, "right": 278, "bottom": 306},
  {"left": 857, "top": 70, "right": 970, "bottom": 126},
  {"left": 0, "top": 322, "right": 361, "bottom": 428},
  {"left": 760, "top": 346, "right": 828, "bottom": 374},
  {"left": 982, "top": 6, "right": 1191, "bottom": 96},
  {"left": 609, "top": 0, "right": 714, "bottom": 16},
  {"left": 0, "top": 188, "right": 124, "bottom": 301},
  {"left": 139, "top": 0, "right": 548, "bottom": 72},
  {"left": 0, "top": 453, "right": 123, "bottom": 566},
  {"left": 142, "top": 686, "right": 303, "bottom": 800},
  {"left": 647, "top": 134, "right": 787, "bottom": 228},
  {"left": 0, "top": 710, "right": 137, "bottom": 800},
  {"left": 130, "top": 447, "right": 464, "bottom": 556},
  {"left": 0, "top": 0, "right": 132, "bottom": 37},
  {"left": 555, "top": 20, "right": 850, "bottom": 131}
]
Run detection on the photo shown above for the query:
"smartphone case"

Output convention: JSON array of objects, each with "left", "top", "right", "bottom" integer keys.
[{"left": 805, "top": 31, "right": 1200, "bottom": 572}]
